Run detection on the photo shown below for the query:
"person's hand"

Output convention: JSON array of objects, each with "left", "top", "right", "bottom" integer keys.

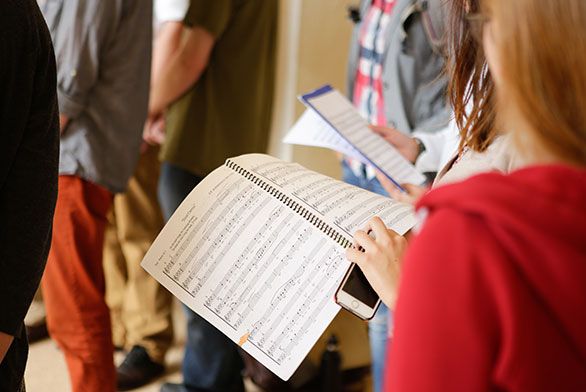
[
  {"left": 59, "top": 114, "right": 70, "bottom": 135},
  {"left": 389, "top": 183, "right": 428, "bottom": 204},
  {"left": 375, "top": 171, "right": 429, "bottom": 204},
  {"left": 143, "top": 112, "right": 166, "bottom": 146},
  {"left": 346, "top": 217, "right": 408, "bottom": 309},
  {"left": 370, "top": 125, "right": 419, "bottom": 163},
  {"left": 0, "top": 331, "right": 14, "bottom": 364}
]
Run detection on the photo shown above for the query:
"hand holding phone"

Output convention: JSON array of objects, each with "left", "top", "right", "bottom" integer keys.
[
  {"left": 338, "top": 217, "right": 407, "bottom": 316},
  {"left": 335, "top": 230, "right": 381, "bottom": 320}
]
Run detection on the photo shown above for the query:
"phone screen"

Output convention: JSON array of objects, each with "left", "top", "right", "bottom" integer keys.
[{"left": 341, "top": 265, "right": 379, "bottom": 308}]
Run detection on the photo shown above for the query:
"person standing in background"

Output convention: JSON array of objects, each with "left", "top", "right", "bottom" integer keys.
[
  {"left": 0, "top": 0, "right": 59, "bottom": 390},
  {"left": 344, "top": 1, "right": 450, "bottom": 391},
  {"left": 103, "top": 1, "right": 189, "bottom": 390},
  {"left": 39, "top": 1, "right": 152, "bottom": 391},
  {"left": 145, "top": 1, "right": 278, "bottom": 391}
]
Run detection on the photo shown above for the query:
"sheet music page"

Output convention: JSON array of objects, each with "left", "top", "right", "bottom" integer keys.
[
  {"left": 283, "top": 110, "right": 367, "bottom": 164},
  {"left": 302, "top": 87, "right": 427, "bottom": 186},
  {"left": 234, "top": 154, "right": 417, "bottom": 237},
  {"left": 141, "top": 154, "right": 416, "bottom": 381},
  {"left": 141, "top": 162, "right": 346, "bottom": 381}
]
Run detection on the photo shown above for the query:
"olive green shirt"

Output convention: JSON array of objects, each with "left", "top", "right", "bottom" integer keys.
[{"left": 162, "top": 0, "right": 278, "bottom": 176}]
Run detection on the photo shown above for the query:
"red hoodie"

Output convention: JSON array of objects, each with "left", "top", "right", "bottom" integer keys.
[{"left": 386, "top": 165, "right": 586, "bottom": 391}]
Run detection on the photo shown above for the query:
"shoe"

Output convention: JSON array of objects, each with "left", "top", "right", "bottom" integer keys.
[
  {"left": 116, "top": 345, "right": 165, "bottom": 391},
  {"left": 114, "top": 345, "right": 125, "bottom": 352},
  {"left": 160, "top": 383, "right": 220, "bottom": 392},
  {"left": 26, "top": 322, "right": 49, "bottom": 343},
  {"left": 159, "top": 381, "right": 243, "bottom": 392},
  {"left": 160, "top": 383, "right": 188, "bottom": 392}
]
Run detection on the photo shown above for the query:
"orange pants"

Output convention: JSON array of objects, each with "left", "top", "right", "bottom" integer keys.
[{"left": 42, "top": 176, "right": 115, "bottom": 392}]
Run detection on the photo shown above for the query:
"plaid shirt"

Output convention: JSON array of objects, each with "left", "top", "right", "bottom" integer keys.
[{"left": 348, "top": 0, "right": 396, "bottom": 179}]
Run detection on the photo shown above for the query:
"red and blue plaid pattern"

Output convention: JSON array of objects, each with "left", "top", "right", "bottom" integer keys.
[
  {"left": 348, "top": 0, "right": 396, "bottom": 178},
  {"left": 352, "top": 0, "right": 396, "bottom": 127}
]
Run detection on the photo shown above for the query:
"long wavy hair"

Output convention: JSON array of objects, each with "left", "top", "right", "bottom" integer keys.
[{"left": 447, "top": 0, "right": 497, "bottom": 153}]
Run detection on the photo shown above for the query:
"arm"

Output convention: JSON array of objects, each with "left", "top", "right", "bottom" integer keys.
[
  {"left": 370, "top": 125, "right": 421, "bottom": 163},
  {"left": 148, "top": 25, "right": 215, "bottom": 116},
  {"left": 59, "top": 114, "right": 69, "bottom": 134},
  {"left": 0, "top": 333, "right": 13, "bottom": 363},
  {"left": 371, "top": 120, "right": 459, "bottom": 173},
  {"left": 411, "top": 118, "right": 460, "bottom": 173},
  {"left": 366, "top": 126, "right": 430, "bottom": 200},
  {"left": 374, "top": 174, "right": 429, "bottom": 204},
  {"left": 151, "top": 21, "right": 185, "bottom": 87},
  {"left": 148, "top": 0, "right": 232, "bottom": 116},
  {"left": 143, "top": 21, "right": 185, "bottom": 146},
  {"left": 370, "top": 122, "right": 459, "bottom": 200},
  {"left": 0, "top": 0, "right": 59, "bottom": 358}
]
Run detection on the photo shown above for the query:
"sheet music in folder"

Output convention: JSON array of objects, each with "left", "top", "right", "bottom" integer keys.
[
  {"left": 289, "top": 85, "right": 427, "bottom": 188},
  {"left": 141, "top": 154, "right": 416, "bottom": 380}
]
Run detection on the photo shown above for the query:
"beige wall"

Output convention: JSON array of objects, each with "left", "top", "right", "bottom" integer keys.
[{"left": 269, "top": 0, "right": 354, "bottom": 179}]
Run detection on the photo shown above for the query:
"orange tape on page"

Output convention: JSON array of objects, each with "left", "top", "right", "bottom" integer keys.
[{"left": 238, "top": 332, "right": 251, "bottom": 347}]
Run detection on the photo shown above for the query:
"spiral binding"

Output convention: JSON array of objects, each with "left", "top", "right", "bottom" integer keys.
[{"left": 226, "top": 160, "right": 352, "bottom": 249}]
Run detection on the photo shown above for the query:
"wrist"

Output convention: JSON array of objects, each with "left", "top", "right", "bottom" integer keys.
[
  {"left": 405, "top": 138, "right": 420, "bottom": 163},
  {"left": 412, "top": 138, "right": 426, "bottom": 162}
]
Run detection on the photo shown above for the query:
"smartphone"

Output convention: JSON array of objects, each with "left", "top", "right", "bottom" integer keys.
[{"left": 335, "top": 263, "right": 381, "bottom": 320}]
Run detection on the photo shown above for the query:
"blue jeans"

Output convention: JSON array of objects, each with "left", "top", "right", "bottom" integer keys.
[
  {"left": 342, "top": 160, "right": 392, "bottom": 392},
  {"left": 158, "top": 162, "right": 244, "bottom": 392},
  {"left": 368, "top": 304, "right": 392, "bottom": 392}
]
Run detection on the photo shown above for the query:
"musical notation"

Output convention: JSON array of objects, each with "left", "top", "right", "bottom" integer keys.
[
  {"left": 301, "top": 87, "right": 427, "bottom": 186},
  {"left": 251, "top": 159, "right": 416, "bottom": 238},
  {"left": 141, "top": 153, "right": 416, "bottom": 381}
]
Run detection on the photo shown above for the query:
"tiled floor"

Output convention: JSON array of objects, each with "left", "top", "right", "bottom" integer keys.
[
  {"left": 25, "top": 300, "right": 187, "bottom": 392},
  {"left": 25, "top": 337, "right": 194, "bottom": 392},
  {"left": 24, "top": 300, "right": 369, "bottom": 392},
  {"left": 25, "top": 335, "right": 267, "bottom": 392},
  {"left": 24, "top": 299, "right": 268, "bottom": 392}
]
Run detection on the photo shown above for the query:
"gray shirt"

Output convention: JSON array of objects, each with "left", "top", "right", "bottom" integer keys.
[{"left": 41, "top": 0, "right": 152, "bottom": 193}]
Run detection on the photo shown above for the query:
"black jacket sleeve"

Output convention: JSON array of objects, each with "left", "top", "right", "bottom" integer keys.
[{"left": 0, "top": 0, "right": 59, "bottom": 338}]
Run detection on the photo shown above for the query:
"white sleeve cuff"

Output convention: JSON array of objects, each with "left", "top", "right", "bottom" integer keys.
[
  {"left": 413, "top": 121, "right": 460, "bottom": 173},
  {"left": 155, "top": 0, "right": 189, "bottom": 23}
]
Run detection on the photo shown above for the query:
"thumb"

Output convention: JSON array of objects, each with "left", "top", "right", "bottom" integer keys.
[
  {"left": 369, "top": 125, "right": 396, "bottom": 139},
  {"left": 402, "top": 183, "right": 429, "bottom": 199}
]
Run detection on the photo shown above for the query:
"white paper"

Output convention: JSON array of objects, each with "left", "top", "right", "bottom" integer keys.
[
  {"left": 141, "top": 154, "right": 415, "bottom": 380},
  {"left": 283, "top": 110, "right": 367, "bottom": 164},
  {"left": 302, "top": 88, "right": 427, "bottom": 186}
]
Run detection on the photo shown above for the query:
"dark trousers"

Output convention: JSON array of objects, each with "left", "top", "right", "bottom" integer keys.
[{"left": 158, "top": 162, "right": 244, "bottom": 392}]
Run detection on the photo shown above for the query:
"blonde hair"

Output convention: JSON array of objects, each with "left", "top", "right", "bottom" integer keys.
[{"left": 488, "top": 0, "right": 586, "bottom": 165}]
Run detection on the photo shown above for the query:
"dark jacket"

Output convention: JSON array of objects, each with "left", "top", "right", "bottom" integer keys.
[{"left": 0, "top": 0, "right": 60, "bottom": 390}]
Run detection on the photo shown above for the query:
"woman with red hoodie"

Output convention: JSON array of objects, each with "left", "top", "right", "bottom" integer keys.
[{"left": 347, "top": 0, "right": 586, "bottom": 390}]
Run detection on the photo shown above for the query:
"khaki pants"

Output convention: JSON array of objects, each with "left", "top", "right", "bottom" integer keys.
[{"left": 103, "top": 146, "right": 173, "bottom": 363}]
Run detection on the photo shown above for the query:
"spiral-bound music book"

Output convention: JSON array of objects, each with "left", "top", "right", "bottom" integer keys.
[{"left": 141, "top": 154, "right": 416, "bottom": 380}]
